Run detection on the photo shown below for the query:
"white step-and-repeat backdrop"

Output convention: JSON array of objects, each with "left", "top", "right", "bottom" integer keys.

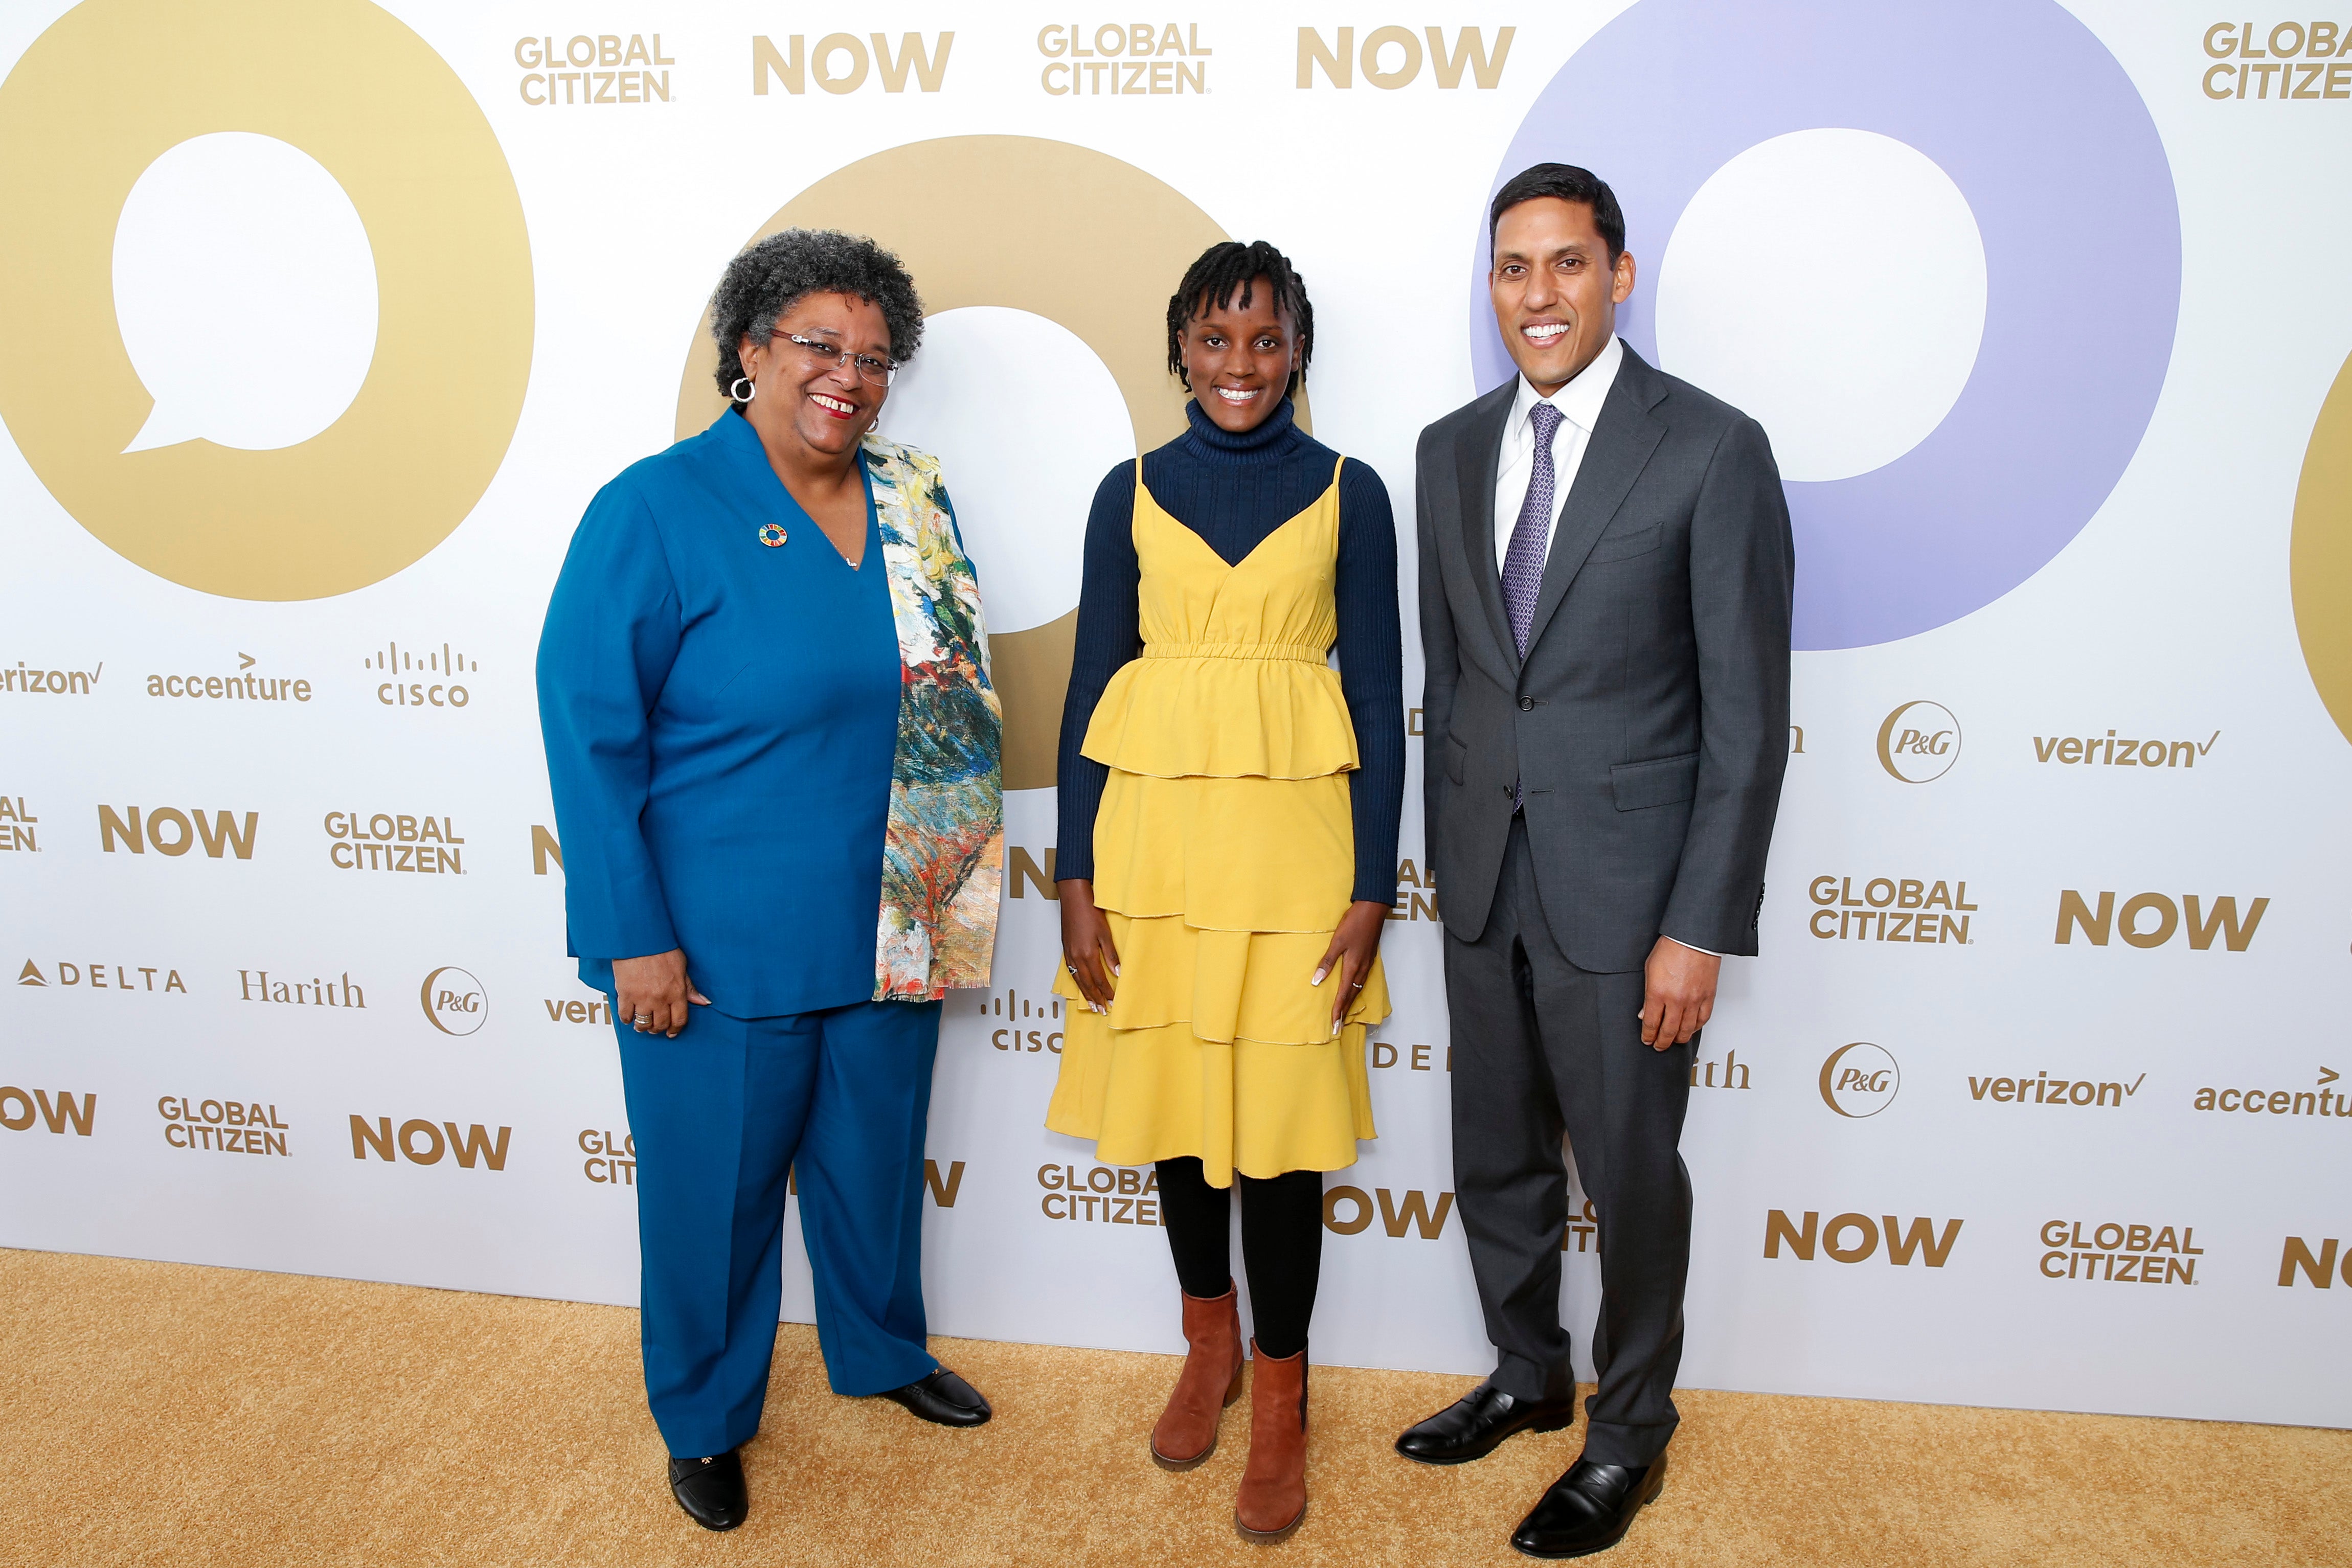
[{"left": 3, "top": 0, "right": 2348, "bottom": 1429}]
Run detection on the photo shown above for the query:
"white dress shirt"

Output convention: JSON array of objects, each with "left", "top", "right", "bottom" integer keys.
[
  {"left": 1490, "top": 334, "right": 1716, "bottom": 961},
  {"left": 1492, "top": 332, "right": 1623, "bottom": 574}
]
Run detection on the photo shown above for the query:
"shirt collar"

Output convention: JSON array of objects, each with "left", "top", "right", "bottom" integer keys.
[{"left": 1509, "top": 333, "right": 1624, "bottom": 443}]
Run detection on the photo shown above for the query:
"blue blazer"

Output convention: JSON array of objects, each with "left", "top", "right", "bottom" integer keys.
[{"left": 536, "top": 410, "right": 924, "bottom": 1017}]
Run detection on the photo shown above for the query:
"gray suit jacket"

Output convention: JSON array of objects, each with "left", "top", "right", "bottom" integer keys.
[{"left": 1417, "top": 346, "right": 1793, "bottom": 971}]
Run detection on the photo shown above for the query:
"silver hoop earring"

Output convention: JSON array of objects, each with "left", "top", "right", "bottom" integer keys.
[{"left": 729, "top": 376, "right": 755, "bottom": 404}]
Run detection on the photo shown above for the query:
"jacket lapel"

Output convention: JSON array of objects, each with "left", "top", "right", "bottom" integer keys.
[
  {"left": 1453, "top": 381, "right": 1519, "bottom": 665},
  {"left": 1520, "top": 349, "right": 1668, "bottom": 658}
]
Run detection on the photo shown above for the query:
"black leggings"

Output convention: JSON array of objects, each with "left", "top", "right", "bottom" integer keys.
[{"left": 1155, "top": 1157, "right": 1323, "bottom": 1360}]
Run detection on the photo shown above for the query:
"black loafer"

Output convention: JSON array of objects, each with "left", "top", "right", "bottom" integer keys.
[
  {"left": 1511, "top": 1453, "right": 1667, "bottom": 1558},
  {"left": 667, "top": 1449, "right": 747, "bottom": 1531},
  {"left": 878, "top": 1367, "right": 992, "bottom": 1427},
  {"left": 1396, "top": 1379, "right": 1577, "bottom": 1465}
]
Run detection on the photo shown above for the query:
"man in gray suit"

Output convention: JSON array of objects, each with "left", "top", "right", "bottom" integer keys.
[{"left": 1395, "top": 164, "right": 1793, "bottom": 1558}]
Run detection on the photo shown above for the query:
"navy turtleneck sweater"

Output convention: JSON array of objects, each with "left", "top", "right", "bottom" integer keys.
[{"left": 1055, "top": 397, "right": 1404, "bottom": 906}]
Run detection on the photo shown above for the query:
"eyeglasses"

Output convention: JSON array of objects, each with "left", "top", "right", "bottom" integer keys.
[{"left": 775, "top": 331, "right": 897, "bottom": 387}]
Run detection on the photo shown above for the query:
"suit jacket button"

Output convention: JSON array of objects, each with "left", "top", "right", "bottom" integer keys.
[{"left": 1518, "top": 696, "right": 1535, "bottom": 711}]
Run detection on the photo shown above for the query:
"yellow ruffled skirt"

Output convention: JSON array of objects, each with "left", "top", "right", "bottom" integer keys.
[{"left": 1048, "top": 769, "right": 1385, "bottom": 1188}]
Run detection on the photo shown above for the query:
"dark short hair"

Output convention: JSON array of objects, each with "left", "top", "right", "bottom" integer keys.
[
  {"left": 708, "top": 229, "right": 924, "bottom": 395},
  {"left": 1488, "top": 164, "right": 1625, "bottom": 263},
  {"left": 1164, "top": 240, "right": 1315, "bottom": 395}
]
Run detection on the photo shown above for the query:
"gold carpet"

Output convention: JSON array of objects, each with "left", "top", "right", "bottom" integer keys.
[{"left": 0, "top": 1249, "right": 2340, "bottom": 1567}]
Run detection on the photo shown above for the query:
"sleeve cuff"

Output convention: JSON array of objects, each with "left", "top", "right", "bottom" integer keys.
[{"left": 1663, "top": 935, "right": 1722, "bottom": 959}]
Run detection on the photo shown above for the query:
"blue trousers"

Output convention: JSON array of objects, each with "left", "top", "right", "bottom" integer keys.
[{"left": 615, "top": 998, "right": 942, "bottom": 1457}]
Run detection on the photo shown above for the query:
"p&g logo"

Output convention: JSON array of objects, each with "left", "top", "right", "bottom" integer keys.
[
  {"left": 1819, "top": 1041, "right": 1901, "bottom": 1118},
  {"left": 1875, "top": 700, "right": 1960, "bottom": 783},
  {"left": 419, "top": 966, "right": 487, "bottom": 1036}
]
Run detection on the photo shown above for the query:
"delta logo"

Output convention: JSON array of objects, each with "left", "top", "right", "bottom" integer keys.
[{"left": 18, "top": 959, "right": 187, "bottom": 994}]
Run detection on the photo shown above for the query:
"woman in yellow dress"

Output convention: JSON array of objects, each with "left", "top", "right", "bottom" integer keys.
[{"left": 1049, "top": 241, "right": 1403, "bottom": 1543}]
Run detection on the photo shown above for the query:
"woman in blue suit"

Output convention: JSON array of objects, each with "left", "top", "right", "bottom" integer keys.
[{"left": 536, "top": 230, "right": 1005, "bottom": 1532}]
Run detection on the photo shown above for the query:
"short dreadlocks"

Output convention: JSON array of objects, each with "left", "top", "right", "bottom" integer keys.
[{"left": 1164, "top": 240, "right": 1315, "bottom": 395}]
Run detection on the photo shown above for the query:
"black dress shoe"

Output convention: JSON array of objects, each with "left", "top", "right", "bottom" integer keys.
[
  {"left": 1511, "top": 1453, "right": 1668, "bottom": 1559},
  {"left": 667, "top": 1449, "right": 747, "bottom": 1531},
  {"left": 878, "top": 1367, "right": 992, "bottom": 1427},
  {"left": 1395, "top": 1379, "right": 1577, "bottom": 1465}
]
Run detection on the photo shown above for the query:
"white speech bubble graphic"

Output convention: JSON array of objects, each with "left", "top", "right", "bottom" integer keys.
[
  {"left": 112, "top": 131, "right": 378, "bottom": 453},
  {"left": 876, "top": 306, "right": 1126, "bottom": 635},
  {"left": 1657, "top": 128, "right": 1987, "bottom": 484}
]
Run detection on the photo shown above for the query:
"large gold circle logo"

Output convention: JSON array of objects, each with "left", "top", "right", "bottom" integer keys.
[
  {"left": 674, "top": 135, "right": 1233, "bottom": 789},
  {"left": 2292, "top": 349, "right": 2352, "bottom": 746},
  {"left": 0, "top": 0, "right": 532, "bottom": 600}
]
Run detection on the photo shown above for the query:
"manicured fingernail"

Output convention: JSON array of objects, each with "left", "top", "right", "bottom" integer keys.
[
  {"left": 1112, "top": 965, "right": 1121, "bottom": 977},
  {"left": 1330, "top": 1019, "right": 1340, "bottom": 1037},
  {"left": 1311, "top": 968, "right": 1327, "bottom": 985}
]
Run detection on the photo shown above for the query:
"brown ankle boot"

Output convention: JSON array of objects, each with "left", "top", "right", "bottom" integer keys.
[
  {"left": 1234, "top": 1340, "right": 1307, "bottom": 1542},
  {"left": 1150, "top": 1284, "right": 1245, "bottom": 1470}
]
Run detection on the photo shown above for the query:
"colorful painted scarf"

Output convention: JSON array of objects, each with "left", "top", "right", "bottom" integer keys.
[{"left": 863, "top": 434, "right": 1004, "bottom": 999}]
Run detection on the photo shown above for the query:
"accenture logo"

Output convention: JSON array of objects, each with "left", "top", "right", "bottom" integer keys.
[
  {"left": 418, "top": 966, "right": 487, "bottom": 1036},
  {"left": 1876, "top": 700, "right": 1960, "bottom": 783},
  {"left": 1819, "top": 1041, "right": 1900, "bottom": 1118}
]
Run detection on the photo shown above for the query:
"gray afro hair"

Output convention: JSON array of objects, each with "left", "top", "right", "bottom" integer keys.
[{"left": 708, "top": 228, "right": 925, "bottom": 393}]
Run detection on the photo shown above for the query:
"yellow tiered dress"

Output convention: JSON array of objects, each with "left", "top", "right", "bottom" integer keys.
[{"left": 1047, "top": 459, "right": 1388, "bottom": 1189}]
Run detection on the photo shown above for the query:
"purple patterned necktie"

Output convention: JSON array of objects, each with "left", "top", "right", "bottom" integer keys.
[
  {"left": 1501, "top": 401, "right": 1564, "bottom": 656},
  {"left": 1501, "top": 402, "right": 1563, "bottom": 810}
]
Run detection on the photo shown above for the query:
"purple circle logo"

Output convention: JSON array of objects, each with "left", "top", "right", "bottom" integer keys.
[{"left": 1474, "top": 0, "right": 2180, "bottom": 650}]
